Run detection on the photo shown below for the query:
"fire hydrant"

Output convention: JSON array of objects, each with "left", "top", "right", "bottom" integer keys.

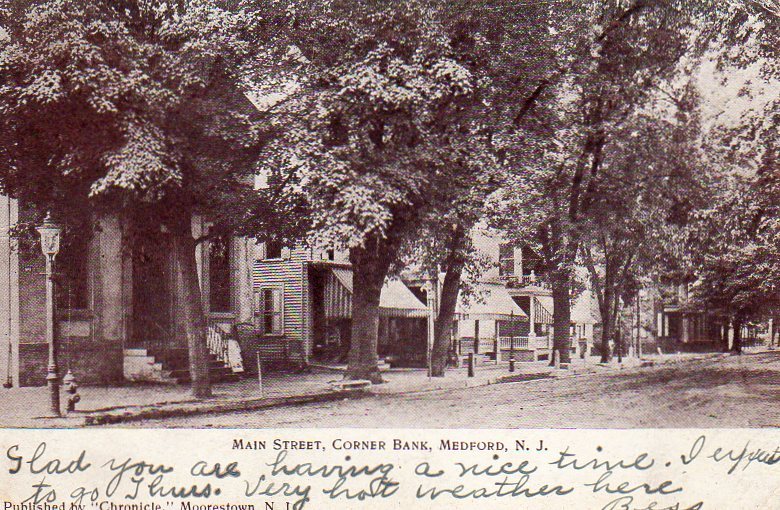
[{"left": 63, "top": 370, "right": 80, "bottom": 412}]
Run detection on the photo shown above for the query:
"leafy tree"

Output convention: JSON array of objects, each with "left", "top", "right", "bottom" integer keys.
[
  {"left": 680, "top": 1, "right": 780, "bottom": 353},
  {"left": 491, "top": 0, "right": 734, "bottom": 364},
  {"left": 579, "top": 100, "right": 708, "bottom": 361},
  {"left": 261, "top": 0, "right": 501, "bottom": 382},
  {"left": 0, "top": 0, "right": 281, "bottom": 396}
]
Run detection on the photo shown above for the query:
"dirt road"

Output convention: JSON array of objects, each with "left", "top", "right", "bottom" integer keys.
[{"left": 118, "top": 351, "right": 780, "bottom": 428}]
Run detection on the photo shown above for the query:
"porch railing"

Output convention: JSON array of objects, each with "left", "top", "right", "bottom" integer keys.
[
  {"left": 207, "top": 324, "right": 230, "bottom": 367},
  {"left": 458, "top": 335, "right": 552, "bottom": 354},
  {"left": 498, "top": 336, "right": 550, "bottom": 350}
]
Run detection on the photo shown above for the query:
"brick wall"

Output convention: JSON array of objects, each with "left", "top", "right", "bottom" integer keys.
[
  {"left": 59, "top": 336, "right": 123, "bottom": 385},
  {"left": 18, "top": 343, "right": 47, "bottom": 387},
  {"left": 18, "top": 250, "right": 46, "bottom": 347},
  {"left": 18, "top": 336, "right": 123, "bottom": 387}
]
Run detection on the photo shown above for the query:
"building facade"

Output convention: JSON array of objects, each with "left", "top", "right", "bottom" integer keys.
[{"left": 0, "top": 196, "right": 254, "bottom": 386}]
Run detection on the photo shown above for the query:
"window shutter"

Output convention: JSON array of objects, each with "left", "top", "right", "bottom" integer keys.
[{"left": 273, "top": 287, "right": 284, "bottom": 334}]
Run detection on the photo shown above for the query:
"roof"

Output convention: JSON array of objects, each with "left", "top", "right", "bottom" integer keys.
[
  {"left": 458, "top": 282, "right": 529, "bottom": 320},
  {"left": 571, "top": 292, "right": 600, "bottom": 324}
]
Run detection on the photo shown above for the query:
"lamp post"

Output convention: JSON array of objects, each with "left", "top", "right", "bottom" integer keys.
[{"left": 37, "top": 213, "right": 62, "bottom": 417}]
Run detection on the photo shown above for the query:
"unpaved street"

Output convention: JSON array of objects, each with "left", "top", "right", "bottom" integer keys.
[{"left": 120, "top": 351, "right": 780, "bottom": 429}]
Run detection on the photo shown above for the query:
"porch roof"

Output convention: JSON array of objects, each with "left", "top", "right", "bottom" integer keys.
[
  {"left": 324, "top": 268, "right": 428, "bottom": 319},
  {"left": 458, "top": 282, "right": 529, "bottom": 321},
  {"left": 378, "top": 279, "right": 429, "bottom": 318}
]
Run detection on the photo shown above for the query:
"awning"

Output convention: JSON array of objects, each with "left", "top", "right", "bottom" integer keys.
[
  {"left": 331, "top": 267, "right": 353, "bottom": 293},
  {"left": 378, "top": 279, "right": 428, "bottom": 318},
  {"left": 323, "top": 268, "right": 428, "bottom": 319},
  {"left": 458, "top": 282, "right": 529, "bottom": 321},
  {"left": 324, "top": 268, "right": 352, "bottom": 319}
]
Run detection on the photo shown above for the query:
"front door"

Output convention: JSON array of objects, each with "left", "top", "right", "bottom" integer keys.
[{"left": 131, "top": 225, "right": 173, "bottom": 349}]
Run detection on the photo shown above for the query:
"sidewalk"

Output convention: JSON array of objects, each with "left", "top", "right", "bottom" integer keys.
[{"left": 0, "top": 351, "right": 730, "bottom": 428}]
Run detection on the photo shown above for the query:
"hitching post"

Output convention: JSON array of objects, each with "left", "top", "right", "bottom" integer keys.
[
  {"left": 467, "top": 352, "right": 475, "bottom": 378},
  {"left": 509, "top": 336, "right": 515, "bottom": 373},
  {"left": 256, "top": 351, "right": 263, "bottom": 396}
]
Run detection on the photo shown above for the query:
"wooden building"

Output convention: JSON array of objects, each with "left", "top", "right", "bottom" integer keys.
[{"left": 247, "top": 244, "right": 429, "bottom": 369}]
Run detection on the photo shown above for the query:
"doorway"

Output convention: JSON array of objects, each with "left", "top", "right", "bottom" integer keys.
[{"left": 130, "top": 222, "right": 174, "bottom": 350}]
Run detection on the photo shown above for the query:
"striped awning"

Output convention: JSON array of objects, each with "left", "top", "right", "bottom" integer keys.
[
  {"left": 324, "top": 268, "right": 352, "bottom": 319},
  {"left": 534, "top": 296, "right": 554, "bottom": 325},
  {"left": 323, "top": 269, "right": 428, "bottom": 319}
]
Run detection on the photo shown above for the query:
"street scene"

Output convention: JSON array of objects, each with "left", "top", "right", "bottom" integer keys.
[
  {"left": 120, "top": 351, "right": 780, "bottom": 429},
  {"left": 0, "top": 1, "right": 778, "bottom": 429}
]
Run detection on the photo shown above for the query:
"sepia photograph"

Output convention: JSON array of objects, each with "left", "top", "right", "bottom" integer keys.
[{"left": 0, "top": 0, "right": 778, "bottom": 433}]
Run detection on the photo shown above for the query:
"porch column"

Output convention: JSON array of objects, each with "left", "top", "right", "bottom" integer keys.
[
  {"left": 90, "top": 213, "right": 127, "bottom": 384},
  {"left": 234, "top": 238, "right": 255, "bottom": 323},
  {"left": 0, "top": 196, "right": 19, "bottom": 387}
]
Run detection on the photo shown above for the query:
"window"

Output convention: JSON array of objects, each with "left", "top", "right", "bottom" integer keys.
[
  {"left": 264, "top": 240, "right": 282, "bottom": 260},
  {"left": 208, "top": 237, "right": 232, "bottom": 313},
  {"left": 498, "top": 243, "right": 514, "bottom": 277},
  {"left": 256, "top": 287, "right": 283, "bottom": 335}
]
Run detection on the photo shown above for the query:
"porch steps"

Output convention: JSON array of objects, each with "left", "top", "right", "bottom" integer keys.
[
  {"left": 123, "top": 349, "right": 178, "bottom": 384},
  {"left": 458, "top": 353, "right": 493, "bottom": 366},
  {"left": 123, "top": 347, "right": 240, "bottom": 385}
]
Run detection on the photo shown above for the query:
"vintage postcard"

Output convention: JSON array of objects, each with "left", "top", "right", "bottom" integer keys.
[{"left": 0, "top": 0, "right": 778, "bottom": 508}]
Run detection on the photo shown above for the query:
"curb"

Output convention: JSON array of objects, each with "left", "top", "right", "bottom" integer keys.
[{"left": 79, "top": 389, "right": 368, "bottom": 426}]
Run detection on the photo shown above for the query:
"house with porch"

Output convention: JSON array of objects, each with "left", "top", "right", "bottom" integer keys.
[
  {"left": 649, "top": 282, "right": 772, "bottom": 352},
  {"left": 455, "top": 230, "right": 600, "bottom": 361},
  {"left": 0, "top": 195, "right": 254, "bottom": 386},
  {"left": 401, "top": 230, "right": 600, "bottom": 365},
  {"left": 242, "top": 243, "right": 429, "bottom": 372}
]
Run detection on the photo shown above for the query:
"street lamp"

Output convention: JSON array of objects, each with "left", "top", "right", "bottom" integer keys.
[{"left": 37, "top": 213, "right": 62, "bottom": 417}]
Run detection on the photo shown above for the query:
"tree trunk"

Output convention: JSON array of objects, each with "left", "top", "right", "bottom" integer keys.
[
  {"left": 722, "top": 319, "right": 731, "bottom": 353},
  {"left": 599, "top": 289, "right": 615, "bottom": 363},
  {"left": 550, "top": 271, "right": 572, "bottom": 365},
  {"left": 346, "top": 237, "right": 391, "bottom": 383},
  {"left": 731, "top": 315, "right": 743, "bottom": 355},
  {"left": 431, "top": 234, "right": 466, "bottom": 377},
  {"left": 170, "top": 214, "right": 211, "bottom": 398}
]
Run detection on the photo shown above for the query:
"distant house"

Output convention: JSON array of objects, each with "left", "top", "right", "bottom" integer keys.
[
  {"left": 646, "top": 282, "right": 771, "bottom": 353},
  {"left": 467, "top": 231, "right": 600, "bottom": 359},
  {"left": 402, "top": 230, "right": 601, "bottom": 364}
]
